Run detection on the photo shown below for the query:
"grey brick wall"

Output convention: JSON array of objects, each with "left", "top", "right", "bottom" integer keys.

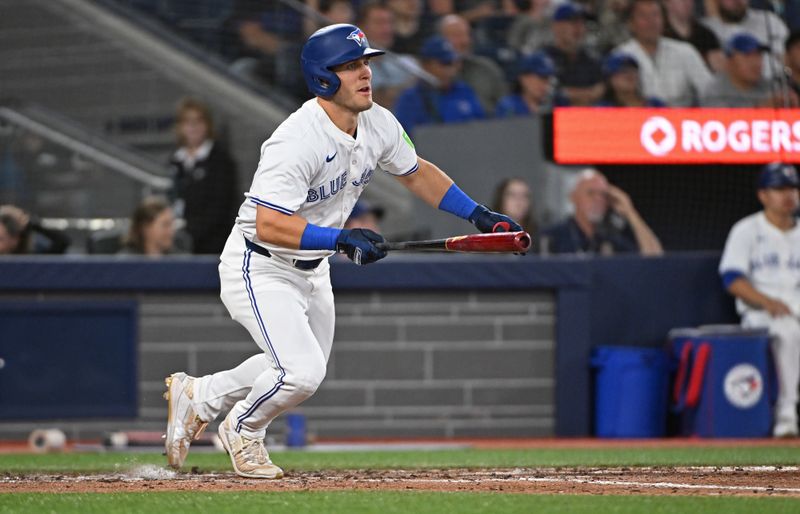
[{"left": 0, "top": 290, "right": 555, "bottom": 440}]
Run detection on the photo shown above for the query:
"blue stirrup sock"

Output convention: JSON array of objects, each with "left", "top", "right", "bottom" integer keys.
[
  {"left": 438, "top": 183, "right": 479, "bottom": 220},
  {"left": 300, "top": 223, "right": 342, "bottom": 250}
]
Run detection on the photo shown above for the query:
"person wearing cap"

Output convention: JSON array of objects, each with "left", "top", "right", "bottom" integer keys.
[
  {"left": 393, "top": 35, "right": 485, "bottom": 136},
  {"left": 540, "top": 2, "right": 605, "bottom": 106},
  {"left": 438, "top": 14, "right": 509, "bottom": 113},
  {"left": 615, "top": 0, "right": 712, "bottom": 106},
  {"left": 495, "top": 51, "right": 569, "bottom": 117},
  {"left": 700, "top": 32, "right": 797, "bottom": 107},
  {"left": 786, "top": 31, "right": 800, "bottom": 99},
  {"left": 595, "top": 52, "right": 666, "bottom": 107},
  {"left": 719, "top": 162, "right": 800, "bottom": 438},
  {"left": 701, "top": 0, "right": 788, "bottom": 77}
]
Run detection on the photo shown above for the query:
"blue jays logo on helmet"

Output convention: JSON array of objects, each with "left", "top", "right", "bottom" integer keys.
[{"left": 347, "top": 28, "right": 366, "bottom": 47}]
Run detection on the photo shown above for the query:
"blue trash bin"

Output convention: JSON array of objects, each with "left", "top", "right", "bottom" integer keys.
[{"left": 591, "top": 346, "right": 670, "bottom": 438}]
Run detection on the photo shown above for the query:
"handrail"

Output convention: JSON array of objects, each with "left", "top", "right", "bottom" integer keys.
[
  {"left": 0, "top": 104, "right": 172, "bottom": 190},
  {"left": 46, "top": 0, "right": 293, "bottom": 126}
]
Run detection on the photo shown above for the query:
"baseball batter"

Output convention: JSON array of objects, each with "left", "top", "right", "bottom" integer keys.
[
  {"left": 719, "top": 162, "right": 800, "bottom": 438},
  {"left": 163, "top": 23, "right": 522, "bottom": 477}
]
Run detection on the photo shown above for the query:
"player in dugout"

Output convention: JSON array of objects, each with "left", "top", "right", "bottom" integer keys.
[
  {"left": 163, "top": 23, "right": 524, "bottom": 479},
  {"left": 719, "top": 163, "right": 800, "bottom": 438}
]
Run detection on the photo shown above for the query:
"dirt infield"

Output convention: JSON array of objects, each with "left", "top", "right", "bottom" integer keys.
[{"left": 2, "top": 466, "right": 799, "bottom": 497}]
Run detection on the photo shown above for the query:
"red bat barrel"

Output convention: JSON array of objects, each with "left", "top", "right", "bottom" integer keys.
[{"left": 444, "top": 231, "right": 531, "bottom": 253}]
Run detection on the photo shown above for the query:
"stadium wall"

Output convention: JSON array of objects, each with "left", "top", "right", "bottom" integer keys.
[{"left": 0, "top": 254, "right": 736, "bottom": 440}]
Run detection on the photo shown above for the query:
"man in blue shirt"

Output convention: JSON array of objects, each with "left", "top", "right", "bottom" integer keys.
[
  {"left": 393, "top": 35, "right": 485, "bottom": 135},
  {"left": 541, "top": 3, "right": 604, "bottom": 106},
  {"left": 495, "top": 51, "right": 569, "bottom": 117},
  {"left": 540, "top": 169, "right": 663, "bottom": 255}
]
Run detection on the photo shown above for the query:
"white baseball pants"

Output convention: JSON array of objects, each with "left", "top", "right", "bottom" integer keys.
[
  {"left": 191, "top": 231, "right": 335, "bottom": 439},
  {"left": 742, "top": 311, "right": 800, "bottom": 426}
]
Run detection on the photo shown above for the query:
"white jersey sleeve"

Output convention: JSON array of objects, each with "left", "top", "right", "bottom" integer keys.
[
  {"left": 247, "top": 135, "right": 319, "bottom": 215},
  {"left": 375, "top": 106, "right": 419, "bottom": 177},
  {"left": 719, "top": 218, "right": 751, "bottom": 277}
]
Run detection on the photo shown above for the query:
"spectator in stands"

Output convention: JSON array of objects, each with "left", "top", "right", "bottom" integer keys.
[
  {"left": 718, "top": 162, "right": 800, "bottom": 438},
  {"left": 344, "top": 200, "right": 384, "bottom": 232},
  {"left": 701, "top": 0, "right": 788, "bottom": 68},
  {"left": 663, "top": 0, "right": 723, "bottom": 72},
  {"left": 223, "top": 0, "right": 305, "bottom": 94},
  {"left": 430, "top": 0, "right": 499, "bottom": 23},
  {"left": 507, "top": 0, "right": 553, "bottom": 55},
  {"left": 541, "top": 3, "right": 604, "bottom": 106},
  {"left": 592, "top": 0, "right": 631, "bottom": 53},
  {"left": 787, "top": 32, "right": 800, "bottom": 98},
  {"left": 0, "top": 205, "right": 70, "bottom": 255},
  {"left": 319, "top": 0, "right": 356, "bottom": 25},
  {"left": 169, "top": 98, "right": 240, "bottom": 255},
  {"left": 540, "top": 169, "right": 663, "bottom": 256},
  {"left": 495, "top": 51, "right": 568, "bottom": 116},
  {"left": 393, "top": 36, "right": 485, "bottom": 135},
  {"left": 700, "top": 33, "right": 798, "bottom": 107},
  {"left": 120, "top": 197, "right": 179, "bottom": 257},
  {"left": 596, "top": 52, "right": 667, "bottom": 106},
  {"left": 616, "top": 0, "right": 713, "bottom": 106},
  {"left": 491, "top": 177, "right": 537, "bottom": 235},
  {"left": 439, "top": 14, "right": 509, "bottom": 112},
  {"left": 359, "top": 2, "right": 420, "bottom": 108},
  {"left": 388, "top": 0, "right": 435, "bottom": 54}
]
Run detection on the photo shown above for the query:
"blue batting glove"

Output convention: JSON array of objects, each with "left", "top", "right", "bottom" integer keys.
[
  {"left": 336, "top": 228, "right": 387, "bottom": 265},
  {"left": 468, "top": 205, "right": 523, "bottom": 233}
]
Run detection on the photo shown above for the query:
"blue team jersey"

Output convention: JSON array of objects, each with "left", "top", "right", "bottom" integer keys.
[{"left": 392, "top": 80, "right": 485, "bottom": 135}]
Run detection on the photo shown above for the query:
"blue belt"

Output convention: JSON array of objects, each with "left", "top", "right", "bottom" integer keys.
[{"left": 244, "top": 238, "right": 323, "bottom": 270}]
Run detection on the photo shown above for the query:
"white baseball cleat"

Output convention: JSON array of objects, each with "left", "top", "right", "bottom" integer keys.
[
  {"left": 773, "top": 417, "right": 799, "bottom": 438},
  {"left": 217, "top": 414, "right": 284, "bottom": 479},
  {"left": 164, "top": 372, "right": 208, "bottom": 469}
]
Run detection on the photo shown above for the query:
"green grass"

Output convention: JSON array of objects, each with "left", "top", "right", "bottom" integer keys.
[
  {"left": 0, "top": 492, "right": 798, "bottom": 514},
  {"left": 1, "top": 446, "right": 799, "bottom": 473}
]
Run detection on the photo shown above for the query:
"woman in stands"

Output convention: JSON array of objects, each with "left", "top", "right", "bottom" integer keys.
[
  {"left": 120, "top": 197, "right": 178, "bottom": 256},
  {"left": 491, "top": 177, "right": 537, "bottom": 235},
  {"left": 169, "top": 98, "right": 239, "bottom": 255},
  {"left": 595, "top": 52, "right": 666, "bottom": 107}
]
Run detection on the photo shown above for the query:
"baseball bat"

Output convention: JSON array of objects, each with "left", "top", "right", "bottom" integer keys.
[{"left": 375, "top": 231, "right": 532, "bottom": 253}]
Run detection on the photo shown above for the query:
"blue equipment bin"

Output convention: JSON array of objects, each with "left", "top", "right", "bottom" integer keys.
[
  {"left": 591, "top": 346, "right": 670, "bottom": 438},
  {"left": 670, "top": 326, "right": 773, "bottom": 438}
]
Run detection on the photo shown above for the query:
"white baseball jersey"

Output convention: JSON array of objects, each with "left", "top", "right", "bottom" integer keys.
[
  {"left": 234, "top": 99, "right": 418, "bottom": 260},
  {"left": 719, "top": 211, "right": 800, "bottom": 316}
]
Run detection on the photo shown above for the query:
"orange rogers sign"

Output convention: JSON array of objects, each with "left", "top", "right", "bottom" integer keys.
[{"left": 553, "top": 108, "right": 800, "bottom": 164}]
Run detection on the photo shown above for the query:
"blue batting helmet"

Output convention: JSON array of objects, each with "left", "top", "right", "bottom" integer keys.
[{"left": 301, "top": 24, "right": 385, "bottom": 98}]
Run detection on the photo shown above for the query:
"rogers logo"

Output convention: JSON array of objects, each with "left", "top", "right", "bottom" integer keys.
[
  {"left": 640, "top": 116, "right": 677, "bottom": 156},
  {"left": 640, "top": 117, "right": 800, "bottom": 157}
]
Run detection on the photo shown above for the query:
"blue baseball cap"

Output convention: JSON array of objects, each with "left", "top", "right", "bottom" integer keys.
[
  {"left": 518, "top": 51, "right": 555, "bottom": 78},
  {"left": 758, "top": 162, "right": 799, "bottom": 189},
  {"left": 602, "top": 52, "right": 639, "bottom": 77},
  {"left": 724, "top": 32, "right": 769, "bottom": 56},
  {"left": 419, "top": 35, "right": 458, "bottom": 64},
  {"left": 553, "top": 2, "right": 587, "bottom": 21}
]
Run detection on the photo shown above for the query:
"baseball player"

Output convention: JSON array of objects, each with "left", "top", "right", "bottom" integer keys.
[
  {"left": 163, "top": 23, "right": 523, "bottom": 477},
  {"left": 719, "top": 162, "right": 800, "bottom": 438}
]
